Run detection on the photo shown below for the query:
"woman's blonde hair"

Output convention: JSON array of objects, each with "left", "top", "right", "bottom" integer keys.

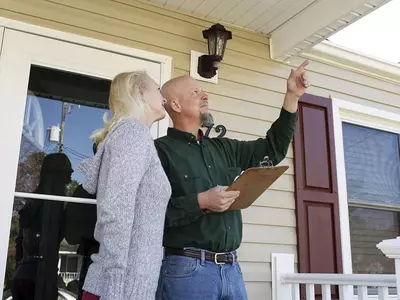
[{"left": 91, "top": 70, "right": 150, "bottom": 144}]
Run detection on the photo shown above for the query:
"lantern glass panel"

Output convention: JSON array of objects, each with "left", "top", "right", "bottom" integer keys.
[
  {"left": 207, "top": 34, "right": 217, "bottom": 56},
  {"left": 216, "top": 35, "right": 227, "bottom": 57}
]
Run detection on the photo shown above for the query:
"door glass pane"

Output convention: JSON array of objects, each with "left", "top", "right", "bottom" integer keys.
[{"left": 4, "top": 65, "right": 111, "bottom": 300}]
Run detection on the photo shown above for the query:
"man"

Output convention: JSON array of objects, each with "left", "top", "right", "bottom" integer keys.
[{"left": 155, "top": 60, "right": 310, "bottom": 299}]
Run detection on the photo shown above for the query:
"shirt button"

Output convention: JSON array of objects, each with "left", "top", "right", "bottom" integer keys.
[
  {"left": 208, "top": 165, "right": 211, "bottom": 168},
  {"left": 184, "top": 175, "right": 188, "bottom": 179}
]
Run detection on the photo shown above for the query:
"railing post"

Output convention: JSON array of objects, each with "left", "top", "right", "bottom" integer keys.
[
  {"left": 272, "top": 253, "right": 297, "bottom": 300},
  {"left": 377, "top": 236, "right": 400, "bottom": 300}
]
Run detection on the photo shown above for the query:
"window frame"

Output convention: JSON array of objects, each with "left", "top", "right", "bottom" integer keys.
[{"left": 332, "top": 97, "right": 400, "bottom": 275}]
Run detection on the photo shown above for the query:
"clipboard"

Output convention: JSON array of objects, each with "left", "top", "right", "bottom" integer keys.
[{"left": 226, "top": 165, "right": 289, "bottom": 211}]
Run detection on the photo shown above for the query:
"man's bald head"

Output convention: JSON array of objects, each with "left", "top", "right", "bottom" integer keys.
[
  {"left": 161, "top": 75, "right": 192, "bottom": 102},
  {"left": 161, "top": 75, "right": 213, "bottom": 129}
]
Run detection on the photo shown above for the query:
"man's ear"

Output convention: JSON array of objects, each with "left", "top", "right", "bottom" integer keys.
[{"left": 170, "top": 99, "right": 181, "bottom": 113}]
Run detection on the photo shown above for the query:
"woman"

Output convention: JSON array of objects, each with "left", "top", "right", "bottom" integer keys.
[{"left": 77, "top": 71, "right": 172, "bottom": 300}]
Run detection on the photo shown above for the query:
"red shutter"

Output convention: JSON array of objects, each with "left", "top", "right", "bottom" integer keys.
[{"left": 293, "top": 94, "right": 342, "bottom": 299}]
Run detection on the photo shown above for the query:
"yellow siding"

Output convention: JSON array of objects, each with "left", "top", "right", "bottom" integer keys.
[{"left": 1, "top": 0, "right": 399, "bottom": 299}]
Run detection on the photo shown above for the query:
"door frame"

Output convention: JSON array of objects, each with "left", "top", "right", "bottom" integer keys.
[
  {"left": 0, "top": 16, "right": 172, "bottom": 294},
  {"left": 0, "top": 16, "right": 172, "bottom": 136}
]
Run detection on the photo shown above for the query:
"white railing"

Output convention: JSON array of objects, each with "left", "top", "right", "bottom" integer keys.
[{"left": 272, "top": 237, "right": 400, "bottom": 300}]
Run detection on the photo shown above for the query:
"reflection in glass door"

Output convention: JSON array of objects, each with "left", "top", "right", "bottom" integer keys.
[{"left": 0, "top": 29, "right": 170, "bottom": 300}]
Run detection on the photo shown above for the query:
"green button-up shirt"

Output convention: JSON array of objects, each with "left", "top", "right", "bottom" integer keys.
[{"left": 155, "top": 108, "right": 297, "bottom": 252}]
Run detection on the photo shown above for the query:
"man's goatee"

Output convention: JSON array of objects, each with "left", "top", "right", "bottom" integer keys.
[{"left": 200, "top": 112, "right": 214, "bottom": 128}]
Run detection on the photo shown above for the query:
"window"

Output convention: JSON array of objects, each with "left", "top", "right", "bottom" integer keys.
[{"left": 343, "top": 122, "right": 400, "bottom": 275}]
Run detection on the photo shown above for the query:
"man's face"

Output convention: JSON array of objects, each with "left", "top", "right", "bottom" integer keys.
[{"left": 179, "top": 77, "right": 212, "bottom": 125}]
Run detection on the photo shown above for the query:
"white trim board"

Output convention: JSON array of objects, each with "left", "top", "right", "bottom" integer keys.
[
  {"left": 336, "top": 98, "right": 400, "bottom": 134},
  {"left": 332, "top": 97, "right": 400, "bottom": 275}
]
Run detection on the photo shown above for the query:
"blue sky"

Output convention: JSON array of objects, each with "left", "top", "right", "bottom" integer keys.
[{"left": 35, "top": 97, "right": 108, "bottom": 183}]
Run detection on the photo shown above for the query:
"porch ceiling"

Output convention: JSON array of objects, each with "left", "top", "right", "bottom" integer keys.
[{"left": 145, "top": 0, "right": 391, "bottom": 61}]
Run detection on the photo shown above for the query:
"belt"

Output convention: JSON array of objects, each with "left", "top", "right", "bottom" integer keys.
[{"left": 164, "top": 247, "right": 237, "bottom": 265}]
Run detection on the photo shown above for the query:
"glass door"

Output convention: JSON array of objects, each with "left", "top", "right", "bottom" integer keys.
[{"left": 0, "top": 29, "right": 169, "bottom": 300}]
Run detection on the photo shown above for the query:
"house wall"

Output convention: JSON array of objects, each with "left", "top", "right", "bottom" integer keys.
[{"left": 0, "top": 0, "right": 399, "bottom": 299}]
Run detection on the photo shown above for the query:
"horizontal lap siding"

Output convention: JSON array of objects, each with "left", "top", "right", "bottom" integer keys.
[{"left": 1, "top": 1, "right": 399, "bottom": 299}]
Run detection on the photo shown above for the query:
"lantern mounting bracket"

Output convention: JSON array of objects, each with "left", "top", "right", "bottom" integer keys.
[{"left": 198, "top": 55, "right": 221, "bottom": 79}]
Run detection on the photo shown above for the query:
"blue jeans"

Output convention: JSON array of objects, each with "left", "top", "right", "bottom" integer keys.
[{"left": 155, "top": 252, "right": 248, "bottom": 300}]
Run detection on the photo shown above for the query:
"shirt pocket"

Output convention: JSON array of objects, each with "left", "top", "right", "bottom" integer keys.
[{"left": 169, "top": 171, "right": 203, "bottom": 196}]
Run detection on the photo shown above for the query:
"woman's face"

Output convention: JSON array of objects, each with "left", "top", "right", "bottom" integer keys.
[{"left": 143, "top": 77, "right": 166, "bottom": 122}]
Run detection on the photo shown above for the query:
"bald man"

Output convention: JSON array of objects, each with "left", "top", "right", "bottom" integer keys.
[{"left": 155, "top": 61, "right": 310, "bottom": 300}]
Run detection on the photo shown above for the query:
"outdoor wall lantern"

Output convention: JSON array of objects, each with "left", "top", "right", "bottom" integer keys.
[{"left": 198, "top": 23, "right": 232, "bottom": 79}]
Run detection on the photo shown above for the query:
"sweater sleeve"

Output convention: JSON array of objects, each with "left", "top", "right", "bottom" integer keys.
[{"left": 97, "top": 123, "right": 151, "bottom": 300}]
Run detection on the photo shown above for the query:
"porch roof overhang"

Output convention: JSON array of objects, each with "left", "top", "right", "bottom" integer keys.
[
  {"left": 146, "top": 0, "right": 391, "bottom": 62},
  {"left": 268, "top": 0, "right": 391, "bottom": 62}
]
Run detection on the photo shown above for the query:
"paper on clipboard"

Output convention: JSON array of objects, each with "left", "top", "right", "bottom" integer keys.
[
  {"left": 226, "top": 165, "right": 289, "bottom": 211},
  {"left": 234, "top": 172, "right": 244, "bottom": 182}
]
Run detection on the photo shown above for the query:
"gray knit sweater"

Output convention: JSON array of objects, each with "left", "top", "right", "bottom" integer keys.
[{"left": 77, "top": 120, "right": 171, "bottom": 300}]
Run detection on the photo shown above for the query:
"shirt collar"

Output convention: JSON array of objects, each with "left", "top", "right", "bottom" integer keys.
[{"left": 167, "top": 127, "right": 204, "bottom": 142}]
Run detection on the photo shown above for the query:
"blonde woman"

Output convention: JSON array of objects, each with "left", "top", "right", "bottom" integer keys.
[{"left": 77, "top": 71, "right": 171, "bottom": 300}]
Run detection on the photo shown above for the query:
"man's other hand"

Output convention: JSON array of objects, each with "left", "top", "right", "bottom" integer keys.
[{"left": 198, "top": 186, "right": 240, "bottom": 212}]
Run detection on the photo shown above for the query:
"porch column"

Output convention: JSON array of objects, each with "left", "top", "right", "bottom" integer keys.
[{"left": 377, "top": 236, "right": 400, "bottom": 300}]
